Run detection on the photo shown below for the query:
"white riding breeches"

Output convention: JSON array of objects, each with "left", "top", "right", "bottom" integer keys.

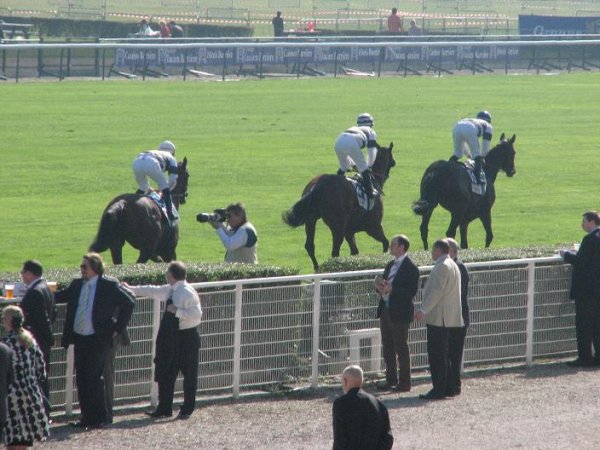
[
  {"left": 334, "top": 133, "right": 369, "bottom": 173},
  {"left": 453, "top": 121, "right": 483, "bottom": 159},
  {"left": 132, "top": 156, "right": 169, "bottom": 191}
]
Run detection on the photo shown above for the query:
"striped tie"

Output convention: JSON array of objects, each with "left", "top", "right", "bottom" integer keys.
[{"left": 74, "top": 281, "right": 91, "bottom": 334}]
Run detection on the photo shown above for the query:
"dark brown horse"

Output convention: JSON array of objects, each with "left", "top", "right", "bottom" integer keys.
[
  {"left": 412, "top": 134, "right": 516, "bottom": 249},
  {"left": 89, "top": 158, "right": 189, "bottom": 264},
  {"left": 283, "top": 143, "right": 395, "bottom": 270}
]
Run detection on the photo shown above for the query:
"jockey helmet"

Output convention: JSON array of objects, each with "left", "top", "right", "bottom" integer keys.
[
  {"left": 476, "top": 111, "right": 492, "bottom": 124},
  {"left": 158, "top": 140, "right": 176, "bottom": 154},
  {"left": 357, "top": 113, "right": 374, "bottom": 127}
]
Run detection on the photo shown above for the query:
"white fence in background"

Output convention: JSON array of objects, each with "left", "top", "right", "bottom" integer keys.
[{"left": 0, "top": 256, "right": 576, "bottom": 415}]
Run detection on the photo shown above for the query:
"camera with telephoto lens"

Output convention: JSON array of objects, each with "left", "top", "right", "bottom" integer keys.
[{"left": 196, "top": 208, "right": 228, "bottom": 223}]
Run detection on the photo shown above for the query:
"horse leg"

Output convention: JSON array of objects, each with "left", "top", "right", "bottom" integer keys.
[
  {"left": 305, "top": 220, "right": 319, "bottom": 271},
  {"left": 330, "top": 227, "right": 345, "bottom": 259},
  {"left": 419, "top": 210, "right": 433, "bottom": 250},
  {"left": 481, "top": 211, "right": 494, "bottom": 247},
  {"left": 345, "top": 231, "right": 359, "bottom": 256},
  {"left": 110, "top": 245, "right": 123, "bottom": 265},
  {"left": 459, "top": 222, "right": 469, "bottom": 249},
  {"left": 365, "top": 224, "right": 389, "bottom": 253},
  {"left": 136, "top": 248, "right": 154, "bottom": 264},
  {"left": 445, "top": 212, "right": 461, "bottom": 240}
]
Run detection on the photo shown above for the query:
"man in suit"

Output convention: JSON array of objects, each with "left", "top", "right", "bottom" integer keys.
[
  {"left": 560, "top": 210, "right": 600, "bottom": 367},
  {"left": 55, "top": 252, "right": 135, "bottom": 429},
  {"left": 415, "top": 239, "right": 463, "bottom": 400},
  {"left": 19, "top": 259, "right": 55, "bottom": 415},
  {"left": 446, "top": 238, "right": 470, "bottom": 396},
  {"left": 375, "top": 234, "right": 420, "bottom": 392},
  {"left": 0, "top": 342, "right": 15, "bottom": 444},
  {"left": 103, "top": 315, "right": 132, "bottom": 424},
  {"left": 332, "top": 365, "right": 393, "bottom": 450}
]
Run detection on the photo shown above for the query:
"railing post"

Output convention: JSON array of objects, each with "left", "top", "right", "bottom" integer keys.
[
  {"left": 525, "top": 261, "right": 536, "bottom": 366},
  {"left": 64, "top": 344, "right": 75, "bottom": 416},
  {"left": 150, "top": 297, "right": 161, "bottom": 407},
  {"left": 232, "top": 283, "right": 243, "bottom": 398},
  {"left": 310, "top": 278, "right": 321, "bottom": 388}
]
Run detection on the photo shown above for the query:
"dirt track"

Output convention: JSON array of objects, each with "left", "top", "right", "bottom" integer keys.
[{"left": 40, "top": 361, "right": 600, "bottom": 449}]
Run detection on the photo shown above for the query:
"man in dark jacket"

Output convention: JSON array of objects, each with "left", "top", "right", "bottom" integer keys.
[
  {"left": 561, "top": 210, "right": 600, "bottom": 367},
  {"left": 332, "top": 365, "right": 393, "bottom": 450},
  {"left": 55, "top": 253, "right": 135, "bottom": 429},
  {"left": 375, "top": 234, "right": 420, "bottom": 392},
  {"left": 19, "top": 259, "right": 55, "bottom": 414},
  {"left": 0, "top": 342, "right": 15, "bottom": 444}
]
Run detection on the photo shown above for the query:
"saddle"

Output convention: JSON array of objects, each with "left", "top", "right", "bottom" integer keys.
[
  {"left": 348, "top": 175, "right": 379, "bottom": 211},
  {"left": 146, "top": 191, "right": 179, "bottom": 226},
  {"left": 462, "top": 159, "right": 487, "bottom": 196}
]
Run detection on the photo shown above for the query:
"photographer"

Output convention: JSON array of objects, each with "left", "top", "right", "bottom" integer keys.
[{"left": 197, "top": 203, "right": 258, "bottom": 264}]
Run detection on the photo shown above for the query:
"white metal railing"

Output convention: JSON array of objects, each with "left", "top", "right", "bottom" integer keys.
[{"left": 0, "top": 256, "right": 576, "bottom": 414}]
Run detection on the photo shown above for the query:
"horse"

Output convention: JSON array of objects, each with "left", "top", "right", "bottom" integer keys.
[
  {"left": 89, "top": 157, "right": 189, "bottom": 264},
  {"left": 412, "top": 133, "right": 517, "bottom": 250},
  {"left": 283, "top": 143, "right": 396, "bottom": 270}
]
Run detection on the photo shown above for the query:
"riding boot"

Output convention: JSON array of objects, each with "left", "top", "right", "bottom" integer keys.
[
  {"left": 135, "top": 189, "right": 145, "bottom": 195},
  {"left": 161, "top": 188, "right": 176, "bottom": 221},
  {"left": 449, "top": 155, "right": 459, "bottom": 163},
  {"left": 336, "top": 169, "right": 345, "bottom": 176},
  {"left": 361, "top": 170, "right": 374, "bottom": 199},
  {"left": 474, "top": 157, "right": 485, "bottom": 184}
]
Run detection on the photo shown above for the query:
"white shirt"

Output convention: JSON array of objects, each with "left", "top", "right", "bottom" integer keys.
[
  {"left": 74, "top": 275, "right": 98, "bottom": 336},
  {"left": 130, "top": 280, "right": 202, "bottom": 330},
  {"left": 383, "top": 255, "right": 406, "bottom": 306}
]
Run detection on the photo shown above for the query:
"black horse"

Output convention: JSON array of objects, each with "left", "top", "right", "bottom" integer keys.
[
  {"left": 89, "top": 158, "right": 189, "bottom": 264},
  {"left": 413, "top": 134, "right": 516, "bottom": 249},
  {"left": 283, "top": 143, "right": 395, "bottom": 270}
]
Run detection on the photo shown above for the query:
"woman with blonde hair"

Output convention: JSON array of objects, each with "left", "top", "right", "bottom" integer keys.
[{"left": 1, "top": 306, "right": 49, "bottom": 449}]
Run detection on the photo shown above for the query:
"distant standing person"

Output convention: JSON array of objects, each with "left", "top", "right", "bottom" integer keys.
[
  {"left": 272, "top": 11, "right": 284, "bottom": 37},
  {"left": 19, "top": 259, "right": 55, "bottom": 416},
  {"left": 415, "top": 239, "right": 463, "bottom": 400},
  {"left": 446, "top": 238, "right": 470, "bottom": 396},
  {"left": 408, "top": 19, "right": 422, "bottom": 36},
  {"left": 387, "top": 8, "right": 402, "bottom": 33},
  {"left": 332, "top": 365, "right": 393, "bottom": 450},
  {"left": 169, "top": 20, "right": 184, "bottom": 38},
  {"left": 1, "top": 305, "right": 50, "bottom": 447},
  {"left": 560, "top": 210, "right": 600, "bottom": 367},
  {"left": 374, "top": 234, "right": 420, "bottom": 392},
  {"left": 127, "top": 261, "right": 202, "bottom": 419},
  {"left": 0, "top": 342, "right": 14, "bottom": 445},
  {"left": 159, "top": 20, "right": 171, "bottom": 38}
]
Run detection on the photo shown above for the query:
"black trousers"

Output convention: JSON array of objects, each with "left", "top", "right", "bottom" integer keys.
[
  {"left": 447, "top": 326, "right": 468, "bottom": 394},
  {"left": 426, "top": 325, "right": 450, "bottom": 396},
  {"left": 574, "top": 298, "right": 600, "bottom": 361},
  {"left": 156, "top": 328, "right": 200, "bottom": 415},
  {"left": 74, "top": 333, "right": 110, "bottom": 425},
  {"left": 379, "top": 309, "right": 411, "bottom": 388},
  {"left": 39, "top": 341, "right": 52, "bottom": 416}
]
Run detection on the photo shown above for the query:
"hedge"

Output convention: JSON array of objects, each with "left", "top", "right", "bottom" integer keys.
[
  {"left": 1, "top": 262, "right": 298, "bottom": 290},
  {"left": 317, "top": 245, "right": 563, "bottom": 273}
]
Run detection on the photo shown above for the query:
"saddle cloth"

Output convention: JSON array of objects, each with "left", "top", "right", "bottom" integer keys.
[
  {"left": 464, "top": 159, "right": 487, "bottom": 196},
  {"left": 146, "top": 191, "right": 179, "bottom": 226},
  {"left": 348, "top": 176, "right": 379, "bottom": 211}
]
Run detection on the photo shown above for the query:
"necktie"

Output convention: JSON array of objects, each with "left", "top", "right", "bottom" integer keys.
[{"left": 74, "top": 281, "right": 91, "bottom": 334}]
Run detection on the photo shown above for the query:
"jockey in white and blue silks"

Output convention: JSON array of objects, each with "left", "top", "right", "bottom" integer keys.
[
  {"left": 450, "top": 111, "right": 493, "bottom": 184},
  {"left": 334, "top": 113, "right": 378, "bottom": 198},
  {"left": 132, "top": 140, "right": 178, "bottom": 220}
]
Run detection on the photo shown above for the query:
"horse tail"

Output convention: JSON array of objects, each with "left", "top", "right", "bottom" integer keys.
[
  {"left": 282, "top": 185, "right": 320, "bottom": 228},
  {"left": 89, "top": 200, "right": 126, "bottom": 252},
  {"left": 412, "top": 165, "right": 440, "bottom": 216}
]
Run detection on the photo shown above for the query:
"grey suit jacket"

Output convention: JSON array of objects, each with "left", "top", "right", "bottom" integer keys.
[{"left": 421, "top": 254, "right": 464, "bottom": 327}]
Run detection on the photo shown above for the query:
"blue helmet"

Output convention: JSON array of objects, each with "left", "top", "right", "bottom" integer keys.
[
  {"left": 357, "top": 113, "right": 374, "bottom": 127},
  {"left": 476, "top": 111, "right": 492, "bottom": 124}
]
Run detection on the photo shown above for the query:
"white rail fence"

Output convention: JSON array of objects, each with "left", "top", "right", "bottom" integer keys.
[{"left": 1, "top": 256, "right": 576, "bottom": 414}]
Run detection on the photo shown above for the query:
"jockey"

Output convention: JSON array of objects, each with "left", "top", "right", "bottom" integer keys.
[
  {"left": 132, "top": 140, "right": 178, "bottom": 220},
  {"left": 450, "top": 111, "right": 493, "bottom": 184},
  {"left": 334, "top": 113, "right": 378, "bottom": 199}
]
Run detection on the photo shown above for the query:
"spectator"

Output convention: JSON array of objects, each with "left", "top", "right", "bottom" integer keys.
[
  {"left": 415, "top": 239, "right": 463, "bottom": 400},
  {"left": 374, "top": 234, "right": 419, "bottom": 392},
  {"left": 387, "top": 8, "right": 402, "bottom": 33},
  {"left": 272, "top": 11, "right": 284, "bottom": 37},
  {"left": 138, "top": 19, "right": 160, "bottom": 37},
  {"left": 159, "top": 20, "right": 171, "bottom": 38},
  {"left": 127, "top": 261, "right": 202, "bottom": 420},
  {"left": 560, "top": 210, "right": 600, "bottom": 367},
  {"left": 408, "top": 19, "right": 422, "bottom": 36},
  {"left": 1, "top": 305, "right": 49, "bottom": 447},
  {"left": 332, "top": 365, "right": 393, "bottom": 450},
  {"left": 446, "top": 238, "right": 470, "bottom": 396},
  {"left": 54, "top": 253, "right": 135, "bottom": 429},
  {"left": 0, "top": 342, "right": 14, "bottom": 445},
  {"left": 19, "top": 259, "right": 55, "bottom": 417},
  {"left": 211, "top": 203, "right": 258, "bottom": 264},
  {"left": 169, "top": 20, "right": 184, "bottom": 38}
]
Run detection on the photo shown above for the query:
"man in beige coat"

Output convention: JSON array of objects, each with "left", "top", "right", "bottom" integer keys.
[{"left": 415, "top": 239, "right": 463, "bottom": 400}]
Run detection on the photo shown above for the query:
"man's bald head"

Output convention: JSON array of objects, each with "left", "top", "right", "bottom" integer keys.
[{"left": 341, "top": 365, "right": 364, "bottom": 393}]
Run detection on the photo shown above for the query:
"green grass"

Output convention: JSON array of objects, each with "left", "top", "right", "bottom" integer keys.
[{"left": 1, "top": 73, "right": 598, "bottom": 273}]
